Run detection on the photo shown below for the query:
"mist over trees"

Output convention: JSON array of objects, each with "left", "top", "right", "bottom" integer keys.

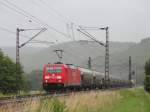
[
  {"left": 26, "top": 70, "right": 43, "bottom": 90},
  {"left": 0, "top": 50, "right": 29, "bottom": 93}
]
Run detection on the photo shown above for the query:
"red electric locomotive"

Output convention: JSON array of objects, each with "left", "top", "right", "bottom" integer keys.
[{"left": 42, "top": 63, "right": 81, "bottom": 91}]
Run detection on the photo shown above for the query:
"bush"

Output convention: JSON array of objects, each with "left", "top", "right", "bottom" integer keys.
[
  {"left": 144, "top": 59, "right": 150, "bottom": 93},
  {"left": 0, "top": 50, "right": 29, "bottom": 93},
  {"left": 39, "top": 98, "right": 66, "bottom": 112},
  {"left": 51, "top": 98, "right": 66, "bottom": 112}
]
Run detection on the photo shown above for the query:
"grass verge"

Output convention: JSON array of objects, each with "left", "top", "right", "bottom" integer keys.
[{"left": 36, "top": 88, "right": 150, "bottom": 112}]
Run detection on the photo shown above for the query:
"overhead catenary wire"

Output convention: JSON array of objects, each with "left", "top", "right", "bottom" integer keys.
[
  {"left": 32, "top": 0, "right": 69, "bottom": 24},
  {"left": 34, "top": 0, "right": 77, "bottom": 41},
  {"left": 0, "top": 1, "right": 46, "bottom": 31},
  {"left": 37, "top": 0, "right": 80, "bottom": 40},
  {"left": 0, "top": 1, "right": 33, "bottom": 21},
  {"left": 4, "top": 0, "right": 69, "bottom": 38},
  {"left": 31, "top": 0, "right": 72, "bottom": 40},
  {"left": 1, "top": 0, "right": 71, "bottom": 40},
  {"left": 38, "top": 0, "right": 73, "bottom": 24}
]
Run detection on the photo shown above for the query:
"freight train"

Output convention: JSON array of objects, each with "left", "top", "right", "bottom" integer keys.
[{"left": 42, "top": 63, "right": 131, "bottom": 91}]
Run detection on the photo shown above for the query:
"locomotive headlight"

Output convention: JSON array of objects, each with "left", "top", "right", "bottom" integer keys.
[
  {"left": 58, "top": 80, "right": 62, "bottom": 82},
  {"left": 45, "top": 76, "right": 49, "bottom": 79},
  {"left": 57, "top": 76, "right": 62, "bottom": 79}
]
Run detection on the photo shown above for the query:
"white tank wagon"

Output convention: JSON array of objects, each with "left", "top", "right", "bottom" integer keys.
[
  {"left": 78, "top": 67, "right": 130, "bottom": 89},
  {"left": 109, "top": 75, "right": 131, "bottom": 87},
  {"left": 79, "top": 68, "right": 105, "bottom": 89}
]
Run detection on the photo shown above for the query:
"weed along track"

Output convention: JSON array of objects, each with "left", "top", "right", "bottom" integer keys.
[{"left": 0, "top": 87, "right": 127, "bottom": 112}]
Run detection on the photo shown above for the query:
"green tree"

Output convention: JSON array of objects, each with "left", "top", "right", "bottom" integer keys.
[
  {"left": 144, "top": 58, "right": 150, "bottom": 92},
  {"left": 0, "top": 50, "right": 29, "bottom": 93}
]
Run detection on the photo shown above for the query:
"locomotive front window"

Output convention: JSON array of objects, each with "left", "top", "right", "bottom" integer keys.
[{"left": 46, "top": 66, "right": 62, "bottom": 73}]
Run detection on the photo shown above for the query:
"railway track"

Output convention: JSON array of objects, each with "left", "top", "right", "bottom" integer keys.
[
  {"left": 0, "top": 87, "right": 128, "bottom": 106},
  {"left": 0, "top": 95, "right": 37, "bottom": 106},
  {"left": 0, "top": 93, "right": 53, "bottom": 106}
]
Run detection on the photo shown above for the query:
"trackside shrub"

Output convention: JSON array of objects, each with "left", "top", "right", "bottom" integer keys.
[
  {"left": 144, "top": 58, "right": 150, "bottom": 93},
  {"left": 39, "top": 98, "right": 66, "bottom": 112},
  {"left": 0, "top": 49, "right": 29, "bottom": 93}
]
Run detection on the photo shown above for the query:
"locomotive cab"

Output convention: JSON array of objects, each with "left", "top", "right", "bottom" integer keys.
[
  {"left": 42, "top": 63, "right": 81, "bottom": 91},
  {"left": 42, "top": 64, "right": 65, "bottom": 91}
]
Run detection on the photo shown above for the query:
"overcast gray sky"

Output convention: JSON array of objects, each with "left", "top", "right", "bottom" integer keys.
[{"left": 0, "top": 0, "right": 150, "bottom": 46}]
